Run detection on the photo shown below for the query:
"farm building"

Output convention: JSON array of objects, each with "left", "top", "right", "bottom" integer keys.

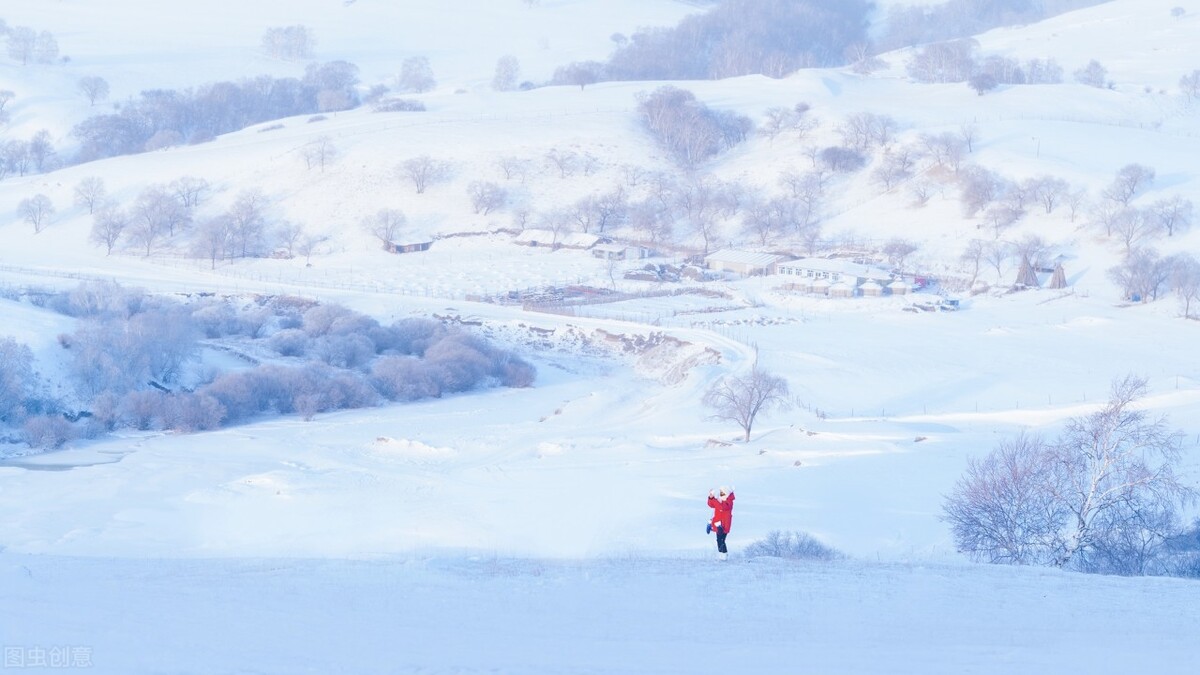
[
  {"left": 592, "top": 243, "right": 649, "bottom": 261},
  {"left": 776, "top": 258, "right": 893, "bottom": 286},
  {"left": 704, "top": 250, "right": 785, "bottom": 276},
  {"left": 385, "top": 238, "right": 433, "bottom": 254}
]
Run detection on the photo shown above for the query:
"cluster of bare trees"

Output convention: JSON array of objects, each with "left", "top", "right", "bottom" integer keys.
[
  {"left": 907, "top": 38, "right": 1066, "bottom": 92},
  {"left": 8, "top": 284, "right": 537, "bottom": 448},
  {"left": 261, "top": 25, "right": 316, "bottom": 61},
  {"left": 75, "top": 175, "right": 327, "bottom": 268},
  {"left": 635, "top": 86, "right": 753, "bottom": 168},
  {"left": 4, "top": 22, "right": 59, "bottom": 65},
  {"left": 1, "top": 128, "right": 57, "bottom": 179},
  {"left": 944, "top": 375, "right": 1196, "bottom": 576},
  {"left": 598, "top": 0, "right": 872, "bottom": 81},
  {"left": 71, "top": 61, "right": 361, "bottom": 161},
  {"left": 879, "top": 0, "right": 1105, "bottom": 52}
]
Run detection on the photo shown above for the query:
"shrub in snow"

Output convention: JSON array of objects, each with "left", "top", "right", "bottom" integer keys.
[
  {"left": 371, "top": 356, "right": 442, "bottom": 401},
  {"left": 22, "top": 414, "right": 74, "bottom": 450},
  {"left": 390, "top": 318, "right": 449, "bottom": 356},
  {"left": 269, "top": 328, "right": 309, "bottom": 357},
  {"left": 424, "top": 335, "right": 496, "bottom": 393},
  {"left": 312, "top": 334, "right": 375, "bottom": 370},
  {"left": 372, "top": 98, "right": 425, "bottom": 112},
  {"left": 744, "top": 531, "right": 844, "bottom": 561},
  {"left": 119, "top": 390, "right": 167, "bottom": 430},
  {"left": 301, "top": 303, "right": 355, "bottom": 337},
  {"left": 162, "top": 392, "right": 226, "bottom": 432}
]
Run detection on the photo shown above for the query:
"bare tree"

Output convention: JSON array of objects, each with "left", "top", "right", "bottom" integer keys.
[
  {"left": 73, "top": 176, "right": 107, "bottom": 214},
  {"left": 1149, "top": 196, "right": 1193, "bottom": 237},
  {"left": 362, "top": 209, "right": 406, "bottom": 249},
  {"left": 496, "top": 156, "right": 529, "bottom": 182},
  {"left": 492, "top": 55, "right": 520, "bottom": 92},
  {"left": 1074, "top": 59, "right": 1109, "bottom": 88},
  {"left": 132, "top": 185, "right": 192, "bottom": 237},
  {"left": 960, "top": 239, "right": 986, "bottom": 286},
  {"left": 702, "top": 366, "right": 790, "bottom": 442},
  {"left": 1102, "top": 163, "right": 1155, "bottom": 206},
  {"left": 945, "top": 376, "right": 1195, "bottom": 574},
  {"left": 544, "top": 148, "right": 578, "bottom": 178},
  {"left": 227, "top": 188, "right": 269, "bottom": 258},
  {"left": 300, "top": 135, "right": 338, "bottom": 171},
  {"left": 89, "top": 203, "right": 127, "bottom": 255},
  {"left": 399, "top": 155, "right": 451, "bottom": 194},
  {"left": 1111, "top": 207, "right": 1157, "bottom": 255},
  {"left": 396, "top": 56, "right": 436, "bottom": 93},
  {"left": 77, "top": 76, "right": 110, "bottom": 106},
  {"left": 882, "top": 238, "right": 919, "bottom": 274},
  {"left": 1180, "top": 69, "right": 1200, "bottom": 101},
  {"left": 191, "top": 216, "right": 232, "bottom": 269},
  {"left": 274, "top": 221, "right": 305, "bottom": 258},
  {"left": 6, "top": 26, "right": 37, "bottom": 65},
  {"left": 468, "top": 182, "right": 507, "bottom": 215},
  {"left": 17, "top": 194, "right": 54, "bottom": 233},
  {"left": 170, "top": 176, "right": 211, "bottom": 208},
  {"left": 1169, "top": 253, "right": 1200, "bottom": 318},
  {"left": 262, "top": 25, "right": 316, "bottom": 61}
]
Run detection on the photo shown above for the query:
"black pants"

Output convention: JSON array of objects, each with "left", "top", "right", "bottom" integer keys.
[{"left": 716, "top": 526, "right": 728, "bottom": 553}]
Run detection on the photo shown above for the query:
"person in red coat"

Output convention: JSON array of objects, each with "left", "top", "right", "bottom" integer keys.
[{"left": 707, "top": 486, "right": 735, "bottom": 560}]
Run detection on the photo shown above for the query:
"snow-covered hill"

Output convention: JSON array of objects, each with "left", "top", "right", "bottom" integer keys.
[{"left": 2, "top": 1, "right": 1200, "bottom": 672}]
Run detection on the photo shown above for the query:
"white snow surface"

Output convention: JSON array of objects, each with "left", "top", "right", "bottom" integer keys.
[{"left": 2, "top": 1, "right": 1200, "bottom": 673}]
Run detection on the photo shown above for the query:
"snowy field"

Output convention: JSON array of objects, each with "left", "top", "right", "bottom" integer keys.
[{"left": 3, "top": 0, "right": 1200, "bottom": 673}]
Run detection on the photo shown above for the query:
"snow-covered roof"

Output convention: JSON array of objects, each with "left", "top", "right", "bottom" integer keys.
[
  {"left": 704, "top": 249, "right": 783, "bottom": 267},
  {"left": 777, "top": 258, "right": 892, "bottom": 281}
]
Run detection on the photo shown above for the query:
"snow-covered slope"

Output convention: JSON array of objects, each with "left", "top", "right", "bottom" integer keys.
[{"left": 2, "top": 1, "right": 1200, "bottom": 673}]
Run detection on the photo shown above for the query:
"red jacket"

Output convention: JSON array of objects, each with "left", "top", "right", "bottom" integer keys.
[{"left": 708, "top": 492, "right": 735, "bottom": 532}]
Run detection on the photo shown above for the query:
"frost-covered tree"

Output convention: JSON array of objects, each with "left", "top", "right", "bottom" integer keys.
[
  {"left": 362, "top": 208, "right": 407, "bottom": 249},
  {"left": 1074, "top": 59, "right": 1109, "bottom": 88},
  {"left": 262, "top": 25, "right": 316, "bottom": 61},
  {"left": 492, "top": 55, "right": 520, "bottom": 92},
  {"left": 468, "top": 181, "right": 507, "bottom": 215},
  {"left": 399, "top": 155, "right": 451, "bottom": 194},
  {"left": 702, "top": 366, "right": 790, "bottom": 442},
  {"left": 945, "top": 376, "right": 1195, "bottom": 574},
  {"left": 17, "top": 194, "right": 54, "bottom": 233},
  {"left": 300, "top": 135, "right": 337, "bottom": 171},
  {"left": 6, "top": 26, "right": 37, "bottom": 65},
  {"left": 1102, "top": 163, "right": 1155, "bottom": 206},
  {"left": 77, "top": 76, "right": 110, "bottom": 106},
  {"left": 397, "top": 56, "right": 436, "bottom": 93},
  {"left": 0, "top": 337, "right": 35, "bottom": 423},
  {"left": 89, "top": 203, "right": 127, "bottom": 255},
  {"left": 73, "top": 176, "right": 106, "bottom": 214}
]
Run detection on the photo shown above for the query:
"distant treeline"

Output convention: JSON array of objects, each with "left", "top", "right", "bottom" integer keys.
[
  {"left": 877, "top": 0, "right": 1110, "bottom": 52},
  {"left": 71, "top": 61, "right": 362, "bottom": 162},
  {"left": 551, "top": 0, "right": 1110, "bottom": 85}
]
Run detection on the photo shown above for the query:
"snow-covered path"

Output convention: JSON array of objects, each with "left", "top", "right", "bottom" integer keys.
[{"left": 3, "top": 552, "right": 1197, "bottom": 675}]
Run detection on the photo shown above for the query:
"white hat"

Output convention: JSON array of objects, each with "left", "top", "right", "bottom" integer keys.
[{"left": 718, "top": 486, "right": 730, "bottom": 495}]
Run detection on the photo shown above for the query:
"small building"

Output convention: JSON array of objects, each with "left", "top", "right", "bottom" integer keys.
[
  {"left": 887, "top": 280, "right": 912, "bottom": 296},
  {"left": 592, "top": 243, "right": 648, "bottom": 261},
  {"left": 385, "top": 239, "right": 433, "bottom": 254},
  {"left": 776, "top": 258, "right": 892, "bottom": 286},
  {"left": 829, "top": 282, "right": 856, "bottom": 298},
  {"left": 860, "top": 280, "right": 884, "bottom": 297},
  {"left": 811, "top": 278, "right": 832, "bottom": 296},
  {"left": 704, "top": 249, "right": 785, "bottom": 276}
]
